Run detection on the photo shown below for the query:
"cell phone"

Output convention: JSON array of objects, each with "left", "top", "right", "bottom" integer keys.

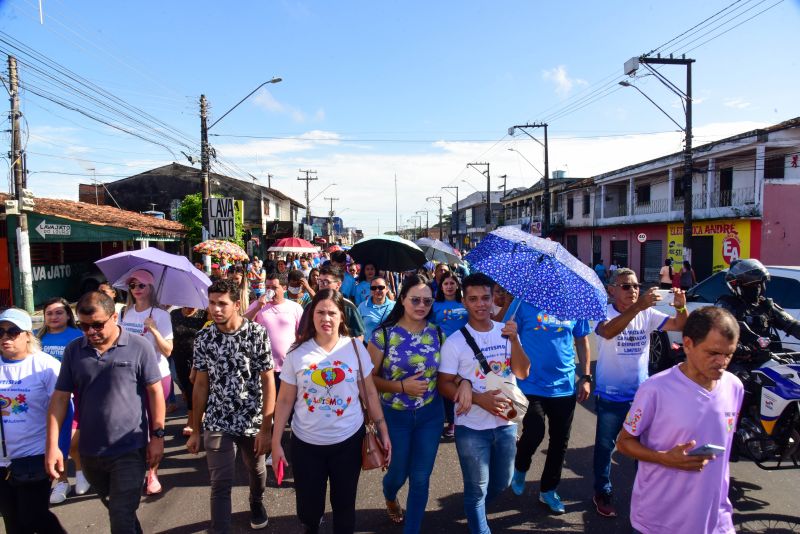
[
  {"left": 687, "top": 443, "right": 725, "bottom": 456},
  {"left": 276, "top": 460, "right": 284, "bottom": 486}
]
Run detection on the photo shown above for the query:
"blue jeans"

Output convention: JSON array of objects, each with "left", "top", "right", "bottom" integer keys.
[
  {"left": 455, "top": 424, "right": 517, "bottom": 534},
  {"left": 592, "top": 396, "right": 632, "bottom": 495},
  {"left": 383, "top": 397, "right": 444, "bottom": 534}
]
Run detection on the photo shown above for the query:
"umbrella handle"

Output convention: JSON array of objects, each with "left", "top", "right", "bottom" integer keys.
[
  {"left": 507, "top": 298, "right": 523, "bottom": 321},
  {"left": 151, "top": 270, "right": 166, "bottom": 318}
]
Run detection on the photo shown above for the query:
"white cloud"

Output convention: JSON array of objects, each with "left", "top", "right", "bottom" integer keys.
[
  {"left": 724, "top": 97, "right": 751, "bottom": 109},
  {"left": 542, "top": 65, "right": 588, "bottom": 98},
  {"left": 251, "top": 89, "right": 322, "bottom": 124}
]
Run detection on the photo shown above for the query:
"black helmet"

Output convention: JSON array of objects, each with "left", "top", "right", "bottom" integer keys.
[{"left": 725, "top": 259, "right": 769, "bottom": 300}]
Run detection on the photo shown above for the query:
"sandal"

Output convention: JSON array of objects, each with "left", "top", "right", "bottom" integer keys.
[{"left": 386, "top": 499, "right": 404, "bottom": 524}]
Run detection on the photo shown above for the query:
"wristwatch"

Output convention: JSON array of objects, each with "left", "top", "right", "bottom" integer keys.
[
  {"left": 580, "top": 374, "right": 594, "bottom": 384},
  {"left": 150, "top": 427, "right": 166, "bottom": 439}
]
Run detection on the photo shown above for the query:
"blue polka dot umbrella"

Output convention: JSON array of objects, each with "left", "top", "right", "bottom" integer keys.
[{"left": 464, "top": 226, "right": 607, "bottom": 320}]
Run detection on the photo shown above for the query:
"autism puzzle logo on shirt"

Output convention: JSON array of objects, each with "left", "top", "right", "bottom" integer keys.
[
  {"left": 624, "top": 408, "right": 643, "bottom": 433},
  {"left": 533, "top": 312, "right": 572, "bottom": 332},
  {"left": 0, "top": 393, "right": 28, "bottom": 416},
  {"left": 302, "top": 360, "right": 355, "bottom": 417}
]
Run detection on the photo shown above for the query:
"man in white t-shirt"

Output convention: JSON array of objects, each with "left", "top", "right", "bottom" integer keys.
[
  {"left": 591, "top": 268, "right": 687, "bottom": 518},
  {"left": 439, "top": 273, "right": 530, "bottom": 534}
]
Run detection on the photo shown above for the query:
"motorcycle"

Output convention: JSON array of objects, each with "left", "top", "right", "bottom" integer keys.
[{"left": 733, "top": 345, "right": 800, "bottom": 470}]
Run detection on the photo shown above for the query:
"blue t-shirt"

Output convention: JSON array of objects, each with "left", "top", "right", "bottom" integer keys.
[
  {"left": 358, "top": 298, "right": 395, "bottom": 342},
  {"left": 594, "top": 264, "right": 607, "bottom": 280},
  {"left": 40, "top": 328, "right": 83, "bottom": 362},
  {"left": 353, "top": 280, "right": 373, "bottom": 305},
  {"left": 505, "top": 299, "right": 591, "bottom": 397},
  {"left": 341, "top": 272, "right": 357, "bottom": 300},
  {"left": 431, "top": 300, "right": 469, "bottom": 338}
]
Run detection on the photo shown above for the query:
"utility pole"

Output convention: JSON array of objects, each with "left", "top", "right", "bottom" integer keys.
[
  {"left": 267, "top": 173, "right": 273, "bottom": 189},
  {"left": 623, "top": 54, "right": 695, "bottom": 263},
  {"left": 467, "top": 163, "right": 491, "bottom": 226},
  {"left": 498, "top": 174, "right": 508, "bottom": 225},
  {"left": 297, "top": 169, "right": 318, "bottom": 227},
  {"left": 416, "top": 210, "right": 429, "bottom": 238},
  {"left": 426, "top": 196, "right": 443, "bottom": 241},
  {"left": 509, "top": 124, "right": 549, "bottom": 237},
  {"left": 324, "top": 196, "right": 339, "bottom": 243},
  {"left": 443, "top": 186, "right": 459, "bottom": 247},
  {"left": 200, "top": 95, "right": 210, "bottom": 243},
  {"left": 394, "top": 173, "right": 398, "bottom": 234},
  {"left": 8, "top": 56, "right": 33, "bottom": 313}
]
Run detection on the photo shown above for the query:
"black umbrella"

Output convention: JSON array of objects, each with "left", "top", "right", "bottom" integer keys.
[{"left": 349, "top": 235, "right": 426, "bottom": 272}]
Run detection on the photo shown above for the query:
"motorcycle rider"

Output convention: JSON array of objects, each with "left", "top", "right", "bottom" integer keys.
[{"left": 715, "top": 259, "right": 800, "bottom": 360}]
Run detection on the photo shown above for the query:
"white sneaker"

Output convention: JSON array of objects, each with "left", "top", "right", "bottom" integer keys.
[
  {"left": 49, "top": 480, "right": 70, "bottom": 504},
  {"left": 265, "top": 453, "right": 273, "bottom": 467},
  {"left": 75, "top": 471, "right": 91, "bottom": 496}
]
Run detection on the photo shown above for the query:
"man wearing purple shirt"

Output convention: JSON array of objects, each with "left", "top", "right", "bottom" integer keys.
[{"left": 617, "top": 306, "right": 744, "bottom": 534}]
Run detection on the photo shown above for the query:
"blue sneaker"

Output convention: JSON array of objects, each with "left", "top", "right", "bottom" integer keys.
[
  {"left": 539, "top": 490, "right": 565, "bottom": 514},
  {"left": 510, "top": 469, "right": 526, "bottom": 496}
]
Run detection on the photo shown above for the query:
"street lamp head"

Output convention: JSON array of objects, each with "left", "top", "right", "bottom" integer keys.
[
  {"left": 269, "top": 77, "right": 283, "bottom": 84},
  {"left": 618, "top": 81, "right": 632, "bottom": 87},
  {"left": 508, "top": 127, "right": 516, "bottom": 136}
]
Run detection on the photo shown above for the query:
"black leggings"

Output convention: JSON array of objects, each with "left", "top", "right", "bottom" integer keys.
[
  {"left": 0, "top": 467, "right": 66, "bottom": 534},
  {"left": 171, "top": 350, "right": 194, "bottom": 410},
  {"left": 290, "top": 426, "right": 365, "bottom": 534},
  {"left": 514, "top": 394, "right": 577, "bottom": 493}
]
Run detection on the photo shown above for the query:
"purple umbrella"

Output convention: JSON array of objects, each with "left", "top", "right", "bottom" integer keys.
[{"left": 95, "top": 247, "right": 211, "bottom": 309}]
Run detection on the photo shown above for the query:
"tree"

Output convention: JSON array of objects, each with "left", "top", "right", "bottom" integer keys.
[{"left": 177, "top": 192, "right": 245, "bottom": 249}]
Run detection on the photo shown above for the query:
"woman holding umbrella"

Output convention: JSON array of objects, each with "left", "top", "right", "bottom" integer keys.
[{"left": 118, "top": 269, "right": 173, "bottom": 495}]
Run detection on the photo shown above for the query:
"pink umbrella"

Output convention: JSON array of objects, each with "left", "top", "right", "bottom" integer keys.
[{"left": 268, "top": 237, "right": 318, "bottom": 254}]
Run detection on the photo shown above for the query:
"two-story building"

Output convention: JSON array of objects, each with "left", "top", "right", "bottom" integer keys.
[
  {"left": 500, "top": 172, "right": 584, "bottom": 238},
  {"left": 449, "top": 190, "right": 503, "bottom": 250},
  {"left": 559, "top": 117, "right": 800, "bottom": 283}
]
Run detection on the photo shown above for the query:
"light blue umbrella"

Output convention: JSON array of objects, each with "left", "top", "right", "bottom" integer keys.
[
  {"left": 415, "top": 238, "right": 463, "bottom": 264},
  {"left": 464, "top": 226, "right": 607, "bottom": 320}
]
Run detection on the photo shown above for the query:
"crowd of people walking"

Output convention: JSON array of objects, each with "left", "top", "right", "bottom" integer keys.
[{"left": 0, "top": 245, "right": 746, "bottom": 534}]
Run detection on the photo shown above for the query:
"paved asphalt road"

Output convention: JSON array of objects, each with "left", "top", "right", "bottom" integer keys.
[{"left": 45, "top": 379, "right": 799, "bottom": 533}]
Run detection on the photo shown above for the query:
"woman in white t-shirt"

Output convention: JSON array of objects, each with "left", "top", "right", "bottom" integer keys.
[
  {"left": 272, "top": 289, "right": 391, "bottom": 534},
  {"left": 0, "top": 308, "right": 65, "bottom": 534},
  {"left": 117, "top": 269, "right": 173, "bottom": 495}
]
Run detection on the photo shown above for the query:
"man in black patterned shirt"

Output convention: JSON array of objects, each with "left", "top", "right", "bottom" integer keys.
[{"left": 187, "top": 279, "right": 276, "bottom": 532}]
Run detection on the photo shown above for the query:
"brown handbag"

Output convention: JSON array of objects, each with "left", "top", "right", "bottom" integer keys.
[{"left": 351, "top": 339, "right": 388, "bottom": 471}]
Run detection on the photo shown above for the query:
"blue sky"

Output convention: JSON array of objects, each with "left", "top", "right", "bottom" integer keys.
[{"left": 3, "top": 0, "right": 799, "bottom": 234}]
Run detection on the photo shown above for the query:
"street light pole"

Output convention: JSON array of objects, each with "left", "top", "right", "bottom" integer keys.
[
  {"left": 466, "top": 163, "right": 491, "bottom": 227},
  {"left": 622, "top": 55, "right": 694, "bottom": 262},
  {"left": 509, "top": 124, "right": 549, "bottom": 237},
  {"left": 200, "top": 77, "right": 282, "bottom": 246},
  {"left": 443, "top": 186, "right": 458, "bottom": 247},
  {"left": 426, "top": 196, "right": 443, "bottom": 241}
]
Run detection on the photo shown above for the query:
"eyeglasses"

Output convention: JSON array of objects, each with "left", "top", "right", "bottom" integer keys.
[
  {"left": 128, "top": 283, "right": 147, "bottom": 290},
  {"left": 0, "top": 326, "right": 23, "bottom": 339},
  {"left": 408, "top": 297, "right": 433, "bottom": 307},
  {"left": 79, "top": 317, "right": 112, "bottom": 332},
  {"left": 318, "top": 278, "right": 335, "bottom": 287},
  {"left": 370, "top": 285, "right": 386, "bottom": 291},
  {"left": 613, "top": 283, "right": 641, "bottom": 291}
]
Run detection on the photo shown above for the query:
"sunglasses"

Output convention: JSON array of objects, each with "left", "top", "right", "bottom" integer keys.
[
  {"left": 0, "top": 326, "right": 24, "bottom": 339},
  {"left": 79, "top": 317, "right": 112, "bottom": 332},
  {"left": 128, "top": 283, "right": 147, "bottom": 290},
  {"left": 370, "top": 285, "right": 386, "bottom": 291},
  {"left": 408, "top": 297, "right": 433, "bottom": 307},
  {"left": 613, "top": 283, "right": 641, "bottom": 291}
]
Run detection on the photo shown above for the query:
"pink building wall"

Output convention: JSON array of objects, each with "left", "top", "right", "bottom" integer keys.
[
  {"left": 565, "top": 224, "right": 668, "bottom": 277},
  {"left": 761, "top": 183, "right": 800, "bottom": 265}
]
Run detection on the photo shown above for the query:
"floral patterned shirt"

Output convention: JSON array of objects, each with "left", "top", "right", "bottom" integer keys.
[
  {"left": 193, "top": 319, "right": 273, "bottom": 436},
  {"left": 371, "top": 322, "right": 442, "bottom": 410}
]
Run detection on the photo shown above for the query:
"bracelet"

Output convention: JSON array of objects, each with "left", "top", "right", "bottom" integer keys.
[
  {"left": 458, "top": 377, "right": 472, "bottom": 388},
  {"left": 373, "top": 417, "right": 385, "bottom": 426},
  {"left": 675, "top": 306, "right": 687, "bottom": 314},
  {"left": 400, "top": 380, "right": 405, "bottom": 393}
]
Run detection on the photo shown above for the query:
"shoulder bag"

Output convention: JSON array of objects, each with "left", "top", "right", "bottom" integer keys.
[
  {"left": 459, "top": 326, "right": 529, "bottom": 424},
  {"left": 351, "top": 338, "right": 388, "bottom": 471}
]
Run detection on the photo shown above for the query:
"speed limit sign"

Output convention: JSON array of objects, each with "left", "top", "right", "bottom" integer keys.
[{"left": 637, "top": 233, "right": 647, "bottom": 243}]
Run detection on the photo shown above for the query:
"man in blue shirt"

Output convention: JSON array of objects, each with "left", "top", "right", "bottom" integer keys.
[
  {"left": 594, "top": 260, "right": 607, "bottom": 283},
  {"left": 505, "top": 299, "right": 591, "bottom": 514},
  {"left": 357, "top": 276, "right": 395, "bottom": 342},
  {"left": 330, "top": 250, "right": 356, "bottom": 300}
]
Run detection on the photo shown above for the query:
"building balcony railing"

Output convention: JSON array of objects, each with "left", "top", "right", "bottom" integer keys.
[
  {"left": 551, "top": 211, "right": 565, "bottom": 225},
  {"left": 603, "top": 203, "right": 628, "bottom": 218},
  {"left": 633, "top": 197, "right": 669, "bottom": 215},
  {"left": 673, "top": 193, "right": 706, "bottom": 211},
  {"left": 710, "top": 186, "right": 755, "bottom": 208}
]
